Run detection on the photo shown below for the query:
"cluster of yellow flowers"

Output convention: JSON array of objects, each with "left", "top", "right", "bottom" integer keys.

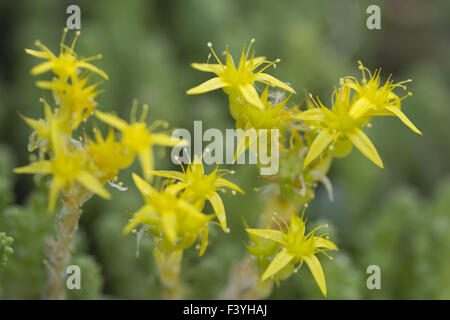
[
  {"left": 14, "top": 29, "right": 179, "bottom": 213},
  {"left": 15, "top": 30, "right": 421, "bottom": 299},
  {"left": 15, "top": 30, "right": 248, "bottom": 299},
  {"left": 188, "top": 41, "right": 421, "bottom": 296}
]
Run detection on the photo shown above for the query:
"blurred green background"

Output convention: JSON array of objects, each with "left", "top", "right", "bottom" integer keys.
[{"left": 0, "top": 0, "right": 449, "bottom": 299}]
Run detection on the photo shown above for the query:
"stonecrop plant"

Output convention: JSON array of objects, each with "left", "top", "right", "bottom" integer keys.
[
  {"left": 14, "top": 29, "right": 182, "bottom": 299},
  {"left": 14, "top": 30, "right": 421, "bottom": 299},
  {"left": 187, "top": 41, "right": 421, "bottom": 298}
]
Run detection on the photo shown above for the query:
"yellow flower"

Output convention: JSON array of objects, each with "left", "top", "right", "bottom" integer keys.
[
  {"left": 246, "top": 213, "right": 337, "bottom": 296},
  {"left": 300, "top": 87, "right": 385, "bottom": 168},
  {"left": 236, "top": 85, "right": 293, "bottom": 131},
  {"left": 148, "top": 156, "right": 243, "bottom": 231},
  {"left": 14, "top": 147, "right": 110, "bottom": 212},
  {"left": 187, "top": 40, "right": 295, "bottom": 110},
  {"left": 19, "top": 99, "right": 70, "bottom": 142},
  {"left": 37, "top": 75, "right": 102, "bottom": 129},
  {"left": 95, "top": 102, "right": 186, "bottom": 181},
  {"left": 86, "top": 128, "right": 135, "bottom": 182},
  {"left": 25, "top": 28, "right": 108, "bottom": 81},
  {"left": 342, "top": 61, "right": 422, "bottom": 135},
  {"left": 124, "top": 174, "right": 213, "bottom": 254}
]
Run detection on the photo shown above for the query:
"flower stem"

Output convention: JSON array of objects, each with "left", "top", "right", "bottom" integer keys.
[
  {"left": 153, "top": 247, "right": 183, "bottom": 299},
  {"left": 42, "top": 188, "right": 91, "bottom": 300}
]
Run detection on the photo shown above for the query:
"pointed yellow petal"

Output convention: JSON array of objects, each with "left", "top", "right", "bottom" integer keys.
[
  {"left": 199, "top": 226, "right": 209, "bottom": 256},
  {"left": 384, "top": 105, "right": 422, "bottom": 135},
  {"left": 262, "top": 249, "right": 294, "bottom": 281},
  {"left": 349, "top": 97, "right": 372, "bottom": 120},
  {"left": 215, "top": 177, "right": 244, "bottom": 194},
  {"left": 138, "top": 149, "right": 154, "bottom": 181},
  {"left": 151, "top": 133, "right": 187, "bottom": 147},
  {"left": 147, "top": 170, "right": 185, "bottom": 181},
  {"left": 14, "top": 161, "right": 52, "bottom": 175},
  {"left": 25, "top": 48, "right": 52, "bottom": 59},
  {"left": 22, "top": 117, "right": 47, "bottom": 134},
  {"left": 314, "top": 237, "right": 338, "bottom": 251},
  {"left": 303, "top": 130, "right": 334, "bottom": 168},
  {"left": 132, "top": 173, "right": 154, "bottom": 198},
  {"left": 347, "top": 128, "right": 384, "bottom": 168},
  {"left": 252, "top": 56, "right": 266, "bottom": 69},
  {"left": 165, "top": 182, "right": 188, "bottom": 196},
  {"left": 191, "top": 63, "right": 223, "bottom": 74},
  {"left": 246, "top": 228, "right": 284, "bottom": 244},
  {"left": 162, "top": 213, "right": 177, "bottom": 243},
  {"left": 298, "top": 109, "right": 325, "bottom": 122},
  {"left": 30, "top": 61, "right": 53, "bottom": 75},
  {"left": 76, "top": 171, "right": 110, "bottom": 199},
  {"left": 186, "top": 77, "right": 229, "bottom": 95},
  {"left": 206, "top": 192, "right": 227, "bottom": 231},
  {"left": 77, "top": 61, "right": 109, "bottom": 80},
  {"left": 123, "top": 205, "right": 157, "bottom": 234},
  {"left": 304, "top": 255, "right": 327, "bottom": 297},
  {"left": 239, "top": 84, "right": 264, "bottom": 110},
  {"left": 95, "top": 111, "right": 128, "bottom": 130},
  {"left": 256, "top": 73, "right": 295, "bottom": 93}
]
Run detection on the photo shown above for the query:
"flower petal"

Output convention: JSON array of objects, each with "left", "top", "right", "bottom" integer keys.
[
  {"left": 30, "top": 61, "right": 53, "bottom": 75},
  {"left": 186, "top": 77, "right": 229, "bottom": 95},
  {"left": 304, "top": 130, "right": 335, "bottom": 168},
  {"left": 162, "top": 213, "right": 177, "bottom": 244},
  {"left": 314, "top": 237, "right": 338, "bottom": 251},
  {"left": 262, "top": 249, "right": 294, "bottom": 281},
  {"left": 191, "top": 63, "right": 223, "bottom": 74},
  {"left": 347, "top": 128, "right": 384, "bottom": 168},
  {"left": 246, "top": 228, "right": 284, "bottom": 244},
  {"left": 252, "top": 56, "right": 266, "bottom": 69},
  {"left": 14, "top": 160, "right": 52, "bottom": 175},
  {"left": 132, "top": 173, "right": 154, "bottom": 198},
  {"left": 349, "top": 97, "right": 372, "bottom": 120},
  {"left": 384, "top": 105, "right": 422, "bottom": 135},
  {"left": 151, "top": 133, "right": 187, "bottom": 147},
  {"left": 138, "top": 149, "right": 154, "bottom": 181},
  {"left": 215, "top": 177, "right": 244, "bottom": 194},
  {"left": 95, "top": 111, "right": 128, "bottom": 130},
  {"left": 304, "top": 255, "right": 327, "bottom": 297},
  {"left": 256, "top": 73, "right": 295, "bottom": 93},
  {"left": 77, "top": 61, "right": 109, "bottom": 80},
  {"left": 25, "top": 48, "right": 52, "bottom": 59},
  {"left": 147, "top": 170, "right": 185, "bottom": 181},
  {"left": 206, "top": 192, "right": 227, "bottom": 231},
  {"left": 199, "top": 226, "right": 209, "bottom": 256},
  {"left": 239, "top": 84, "right": 265, "bottom": 110},
  {"left": 76, "top": 171, "right": 110, "bottom": 199}
]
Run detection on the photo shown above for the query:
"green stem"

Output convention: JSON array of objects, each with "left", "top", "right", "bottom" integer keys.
[
  {"left": 42, "top": 188, "right": 91, "bottom": 300},
  {"left": 153, "top": 247, "right": 182, "bottom": 300}
]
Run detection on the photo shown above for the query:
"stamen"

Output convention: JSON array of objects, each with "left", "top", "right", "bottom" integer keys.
[
  {"left": 207, "top": 42, "right": 224, "bottom": 68},
  {"left": 140, "top": 104, "right": 149, "bottom": 122},
  {"left": 60, "top": 28, "right": 69, "bottom": 53},
  {"left": 70, "top": 30, "right": 81, "bottom": 52},
  {"left": 130, "top": 99, "right": 139, "bottom": 123},
  {"left": 256, "top": 58, "right": 280, "bottom": 74}
]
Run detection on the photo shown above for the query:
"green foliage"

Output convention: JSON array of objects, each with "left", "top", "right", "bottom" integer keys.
[
  {"left": 0, "top": 232, "right": 14, "bottom": 268},
  {"left": 0, "top": 0, "right": 448, "bottom": 299}
]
